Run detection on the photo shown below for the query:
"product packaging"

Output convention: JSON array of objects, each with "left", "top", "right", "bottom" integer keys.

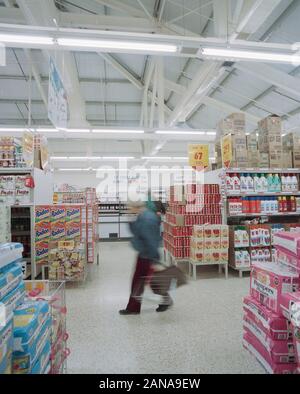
[
  {"left": 50, "top": 207, "right": 66, "bottom": 224},
  {"left": 0, "top": 263, "right": 23, "bottom": 300},
  {"left": 35, "top": 206, "right": 51, "bottom": 224},
  {"left": 35, "top": 222, "right": 51, "bottom": 242}
]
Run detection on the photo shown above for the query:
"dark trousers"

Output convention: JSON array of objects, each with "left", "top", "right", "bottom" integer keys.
[{"left": 126, "top": 256, "right": 153, "bottom": 313}]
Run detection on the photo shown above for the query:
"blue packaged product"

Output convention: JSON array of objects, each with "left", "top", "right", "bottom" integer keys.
[
  {"left": 0, "top": 263, "right": 23, "bottom": 301},
  {"left": 0, "top": 243, "right": 24, "bottom": 272},
  {"left": 1, "top": 282, "right": 26, "bottom": 320},
  {"left": 13, "top": 300, "right": 50, "bottom": 354},
  {"left": 30, "top": 340, "right": 51, "bottom": 375},
  {"left": 0, "top": 319, "right": 13, "bottom": 374},
  {"left": 13, "top": 316, "right": 52, "bottom": 374}
]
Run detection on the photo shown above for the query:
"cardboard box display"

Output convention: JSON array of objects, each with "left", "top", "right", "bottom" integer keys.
[
  {"left": 248, "top": 151, "right": 259, "bottom": 167},
  {"left": 269, "top": 151, "right": 282, "bottom": 168},
  {"left": 50, "top": 206, "right": 66, "bottom": 223},
  {"left": 292, "top": 150, "right": 300, "bottom": 168},
  {"left": 282, "top": 151, "right": 293, "bottom": 168},
  {"left": 258, "top": 134, "right": 282, "bottom": 153},
  {"left": 247, "top": 133, "right": 258, "bottom": 151},
  {"left": 258, "top": 115, "right": 282, "bottom": 135},
  {"left": 283, "top": 133, "right": 300, "bottom": 151},
  {"left": 258, "top": 152, "right": 269, "bottom": 168},
  {"left": 35, "top": 222, "right": 51, "bottom": 242}
]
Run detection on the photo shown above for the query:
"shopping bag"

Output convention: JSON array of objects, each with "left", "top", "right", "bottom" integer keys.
[{"left": 150, "top": 265, "right": 187, "bottom": 296}]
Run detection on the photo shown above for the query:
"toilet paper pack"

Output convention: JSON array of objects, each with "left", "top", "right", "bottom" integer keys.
[{"left": 250, "top": 262, "right": 300, "bottom": 314}]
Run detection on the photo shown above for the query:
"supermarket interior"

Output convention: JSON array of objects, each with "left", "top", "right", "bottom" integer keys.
[{"left": 1, "top": 0, "right": 300, "bottom": 377}]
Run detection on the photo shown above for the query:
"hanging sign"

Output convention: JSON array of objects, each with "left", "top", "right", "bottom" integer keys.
[
  {"left": 40, "top": 136, "right": 49, "bottom": 170},
  {"left": 188, "top": 144, "right": 209, "bottom": 169},
  {"left": 221, "top": 134, "right": 233, "bottom": 168},
  {"left": 48, "top": 58, "right": 68, "bottom": 128},
  {"left": 22, "top": 131, "right": 34, "bottom": 167}
]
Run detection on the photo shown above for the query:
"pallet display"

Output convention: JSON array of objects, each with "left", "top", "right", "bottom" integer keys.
[{"left": 221, "top": 169, "right": 300, "bottom": 277}]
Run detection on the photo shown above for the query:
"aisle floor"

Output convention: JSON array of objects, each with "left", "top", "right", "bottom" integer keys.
[{"left": 66, "top": 242, "right": 265, "bottom": 374}]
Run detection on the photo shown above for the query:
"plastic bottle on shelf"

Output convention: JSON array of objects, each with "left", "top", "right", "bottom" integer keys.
[
  {"left": 292, "top": 174, "right": 298, "bottom": 192},
  {"left": 282, "top": 196, "right": 288, "bottom": 212},
  {"left": 278, "top": 197, "right": 283, "bottom": 213},
  {"left": 232, "top": 173, "right": 240, "bottom": 192},
  {"left": 286, "top": 173, "right": 292, "bottom": 192},
  {"left": 281, "top": 173, "right": 286, "bottom": 192},
  {"left": 291, "top": 196, "right": 296, "bottom": 212},
  {"left": 254, "top": 173, "right": 260, "bottom": 192},
  {"left": 226, "top": 173, "right": 233, "bottom": 192},
  {"left": 249, "top": 197, "right": 255, "bottom": 213},
  {"left": 247, "top": 173, "right": 254, "bottom": 192},
  {"left": 240, "top": 173, "right": 247, "bottom": 192},
  {"left": 256, "top": 197, "right": 261, "bottom": 213},
  {"left": 260, "top": 173, "right": 268, "bottom": 193},
  {"left": 273, "top": 174, "right": 281, "bottom": 193},
  {"left": 274, "top": 197, "right": 279, "bottom": 213},
  {"left": 267, "top": 174, "right": 274, "bottom": 192}
]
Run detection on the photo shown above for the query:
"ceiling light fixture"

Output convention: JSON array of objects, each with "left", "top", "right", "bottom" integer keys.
[
  {"left": 102, "top": 156, "right": 135, "bottom": 160},
  {"left": 58, "top": 168, "right": 90, "bottom": 171},
  {"left": 36, "top": 128, "right": 58, "bottom": 132},
  {"left": 57, "top": 38, "right": 178, "bottom": 53},
  {"left": 201, "top": 47, "right": 300, "bottom": 64},
  {"left": 65, "top": 129, "right": 90, "bottom": 133},
  {"left": 0, "top": 34, "right": 53, "bottom": 46},
  {"left": 50, "top": 156, "right": 68, "bottom": 160},
  {"left": 155, "top": 130, "right": 206, "bottom": 135},
  {"left": 92, "top": 129, "right": 144, "bottom": 134},
  {"left": 0, "top": 128, "right": 26, "bottom": 132},
  {"left": 142, "top": 156, "right": 172, "bottom": 160}
]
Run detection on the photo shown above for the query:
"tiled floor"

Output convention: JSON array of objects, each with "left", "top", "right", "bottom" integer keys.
[{"left": 66, "top": 242, "right": 265, "bottom": 374}]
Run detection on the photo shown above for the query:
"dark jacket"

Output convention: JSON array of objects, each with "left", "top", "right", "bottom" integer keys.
[{"left": 129, "top": 209, "right": 161, "bottom": 262}]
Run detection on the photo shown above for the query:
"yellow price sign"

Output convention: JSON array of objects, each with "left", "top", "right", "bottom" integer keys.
[
  {"left": 188, "top": 144, "right": 209, "bottom": 168},
  {"left": 221, "top": 135, "right": 233, "bottom": 168}
]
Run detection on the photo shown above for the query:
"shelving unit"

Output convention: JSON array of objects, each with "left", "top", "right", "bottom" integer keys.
[{"left": 221, "top": 168, "right": 300, "bottom": 277}]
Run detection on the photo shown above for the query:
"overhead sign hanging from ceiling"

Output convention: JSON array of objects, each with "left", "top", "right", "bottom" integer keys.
[{"left": 48, "top": 58, "right": 68, "bottom": 128}]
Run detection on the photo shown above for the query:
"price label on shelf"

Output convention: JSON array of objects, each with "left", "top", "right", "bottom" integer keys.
[
  {"left": 188, "top": 144, "right": 209, "bottom": 168},
  {"left": 221, "top": 135, "right": 232, "bottom": 168}
]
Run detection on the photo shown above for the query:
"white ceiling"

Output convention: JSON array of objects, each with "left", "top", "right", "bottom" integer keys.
[{"left": 0, "top": 0, "right": 300, "bottom": 164}]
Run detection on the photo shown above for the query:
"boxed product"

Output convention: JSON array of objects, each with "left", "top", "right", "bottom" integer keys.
[
  {"left": 0, "top": 190, "right": 15, "bottom": 205},
  {"left": 0, "top": 319, "right": 13, "bottom": 374},
  {"left": 243, "top": 332, "right": 296, "bottom": 374},
  {"left": 269, "top": 151, "right": 282, "bottom": 168},
  {"left": 65, "top": 222, "right": 81, "bottom": 240},
  {"left": 15, "top": 176, "right": 27, "bottom": 190},
  {"left": 258, "top": 153, "right": 269, "bottom": 168},
  {"left": 248, "top": 151, "right": 259, "bottom": 167},
  {"left": 275, "top": 247, "right": 300, "bottom": 273},
  {"left": 50, "top": 207, "right": 66, "bottom": 224},
  {"left": 0, "top": 243, "right": 24, "bottom": 271},
  {"left": 51, "top": 222, "right": 66, "bottom": 241},
  {"left": 31, "top": 340, "right": 51, "bottom": 374},
  {"left": 243, "top": 314, "right": 296, "bottom": 364},
  {"left": 35, "top": 222, "right": 51, "bottom": 242},
  {"left": 232, "top": 249, "right": 250, "bottom": 268},
  {"left": 282, "top": 133, "right": 300, "bottom": 151},
  {"left": 35, "top": 206, "right": 51, "bottom": 224},
  {"left": 259, "top": 134, "right": 282, "bottom": 153},
  {"left": 13, "top": 317, "right": 51, "bottom": 374},
  {"left": 292, "top": 150, "right": 300, "bottom": 168},
  {"left": 1, "top": 282, "right": 26, "bottom": 320},
  {"left": 35, "top": 241, "right": 49, "bottom": 264},
  {"left": 250, "top": 261, "right": 300, "bottom": 314},
  {"left": 13, "top": 300, "right": 50, "bottom": 355},
  {"left": 279, "top": 292, "right": 300, "bottom": 321},
  {"left": 282, "top": 151, "right": 293, "bottom": 169},
  {"left": 273, "top": 231, "right": 300, "bottom": 260},
  {"left": 258, "top": 115, "right": 282, "bottom": 135},
  {"left": 66, "top": 206, "right": 81, "bottom": 223},
  {"left": 0, "top": 175, "right": 15, "bottom": 190},
  {"left": 0, "top": 263, "right": 23, "bottom": 300},
  {"left": 15, "top": 189, "right": 31, "bottom": 205},
  {"left": 243, "top": 296, "right": 292, "bottom": 341}
]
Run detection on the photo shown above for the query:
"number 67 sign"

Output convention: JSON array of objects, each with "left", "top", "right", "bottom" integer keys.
[{"left": 188, "top": 144, "right": 209, "bottom": 169}]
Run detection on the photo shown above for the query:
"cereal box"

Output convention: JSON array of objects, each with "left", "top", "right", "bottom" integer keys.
[
  {"left": 35, "top": 206, "right": 51, "bottom": 224},
  {"left": 66, "top": 206, "right": 81, "bottom": 222},
  {"left": 35, "top": 241, "right": 49, "bottom": 263},
  {"left": 51, "top": 206, "right": 66, "bottom": 223},
  {"left": 35, "top": 222, "right": 51, "bottom": 242},
  {"left": 66, "top": 222, "right": 81, "bottom": 240},
  {"left": 250, "top": 262, "right": 300, "bottom": 314},
  {"left": 51, "top": 222, "right": 66, "bottom": 240}
]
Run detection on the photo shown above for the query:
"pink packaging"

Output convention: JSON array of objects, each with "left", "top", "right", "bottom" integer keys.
[
  {"left": 275, "top": 247, "right": 300, "bottom": 273},
  {"left": 243, "top": 332, "right": 297, "bottom": 374},
  {"left": 243, "top": 315, "right": 296, "bottom": 364},
  {"left": 250, "top": 262, "right": 300, "bottom": 314},
  {"left": 273, "top": 232, "right": 300, "bottom": 259},
  {"left": 243, "top": 296, "right": 292, "bottom": 340},
  {"left": 279, "top": 292, "right": 300, "bottom": 320}
]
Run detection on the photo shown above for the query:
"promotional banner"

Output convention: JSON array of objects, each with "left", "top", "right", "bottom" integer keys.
[
  {"left": 188, "top": 144, "right": 209, "bottom": 169},
  {"left": 221, "top": 134, "right": 233, "bottom": 168},
  {"left": 48, "top": 58, "right": 68, "bottom": 128}
]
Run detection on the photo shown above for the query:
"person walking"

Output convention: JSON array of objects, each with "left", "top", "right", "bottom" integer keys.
[{"left": 119, "top": 199, "right": 172, "bottom": 315}]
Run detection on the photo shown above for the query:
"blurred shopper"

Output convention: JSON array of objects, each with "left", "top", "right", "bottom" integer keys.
[{"left": 119, "top": 198, "right": 172, "bottom": 315}]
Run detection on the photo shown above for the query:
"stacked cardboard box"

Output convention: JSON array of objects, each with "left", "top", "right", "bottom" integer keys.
[
  {"left": 243, "top": 231, "right": 300, "bottom": 374},
  {"left": 190, "top": 225, "right": 229, "bottom": 264},
  {"left": 163, "top": 184, "right": 222, "bottom": 259},
  {"left": 247, "top": 132, "right": 260, "bottom": 167},
  {"left": 282, "top": 132, "right": 300, "bottom": 168},
  {"left": 258, "top": 115, "right": 283, "bottom": 168}
]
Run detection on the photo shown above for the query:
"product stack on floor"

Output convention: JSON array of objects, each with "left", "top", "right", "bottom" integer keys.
[
  {"left": 0, "top": 242, "right": 68, "bottom": 374},
  {"left": 163, "top": 184, "right": 222, "bottom": 262},
  {"left": 242, "top": 230, "right": 300, "bottom": 374}
]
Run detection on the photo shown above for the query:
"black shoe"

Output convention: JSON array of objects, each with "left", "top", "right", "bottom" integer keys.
[
  {"left": 156, "top": 300, "right": 173, "bottom": 312},
  {"left": 119, "top": 309, "right": 140, "bottom": 315}
]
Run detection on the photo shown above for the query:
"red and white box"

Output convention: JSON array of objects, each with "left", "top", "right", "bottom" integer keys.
[
  {"left": 250, "top": 261, "right": 300, "bottom": 314},
  {"left": 279, "top": 292, "right": 300, "bottom": 321},
  {"left": 243, "top": 331, "right": 297, "bottom": 374},
  {"left": 243, "top": 296, "right": 292, "bottom": 341},
  {"left": 275, "top": 247, "right": 300, "bottom": 273}
]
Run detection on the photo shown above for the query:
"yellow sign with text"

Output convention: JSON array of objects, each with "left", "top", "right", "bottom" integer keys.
[
  {"left": 188, "top": 144, "right": 209, "bottom": 168},
  {"left": 221, "top": 135, "right": 233, "bottom": 168}
]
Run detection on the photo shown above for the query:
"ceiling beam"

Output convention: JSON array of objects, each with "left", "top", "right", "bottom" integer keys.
[
  {"left": 93, "top": 0, "right": 145, "bottom": 18},
  {"left": 235, "top": 62, "right": 300, "bottom": 100},
  {"left": 0, "top": 7, "right": 24, "bottom": 23},
  {"left": 213, "top": 0, "right": 230, "bottom": 38},
  {"left": 203, "top": 96, "right": 261, "bottom": 125}
]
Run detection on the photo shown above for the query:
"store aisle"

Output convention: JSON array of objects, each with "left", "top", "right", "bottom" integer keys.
[{"left": 66, "top": 242, "right": 265, "bottom": 374}]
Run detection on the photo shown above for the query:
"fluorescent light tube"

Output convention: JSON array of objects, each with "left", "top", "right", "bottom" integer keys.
[
  {"left": 0, "top": 34, "right": 53, "bottom": 46},
  {"left": 155, "top": 130, "right": 206, "bottom": 135},
  {"left": 65, "top": 129, "right": 90, "bottom": 133},
  {"left": 102, "top": 156, "right": 135, "bottom": 160},
  {"left": 0, "top": 128, "right": 25, "bottom": 132},
  {"left": 92, "top": 129, "right": 144, "bottom": 134},
  {"left": 206, "top": 131, "right": 216, "bottom": 135},
  {"left": 142, "top": 156, "right": 172, "bottom": 160},
  {"left": 57, "top": 38, "right": 177, "bottom": 53},
  {"left": 173, "top": 157, "right": 188, "bottom": 160},
  {"left": 201, "top": 48, "right": 300, "bottom": 64},
  {"left": 68, "top": 157, "right": 90, "bottom": 160},
  {"left": 58, "top": 168, "right": 89, "bottom": 171},
  {"left": 36, "top": 128, "right": 58, "bottom": 132},
  {"left": 50, "top": 156, "right": 68, "bottom": 160}
]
